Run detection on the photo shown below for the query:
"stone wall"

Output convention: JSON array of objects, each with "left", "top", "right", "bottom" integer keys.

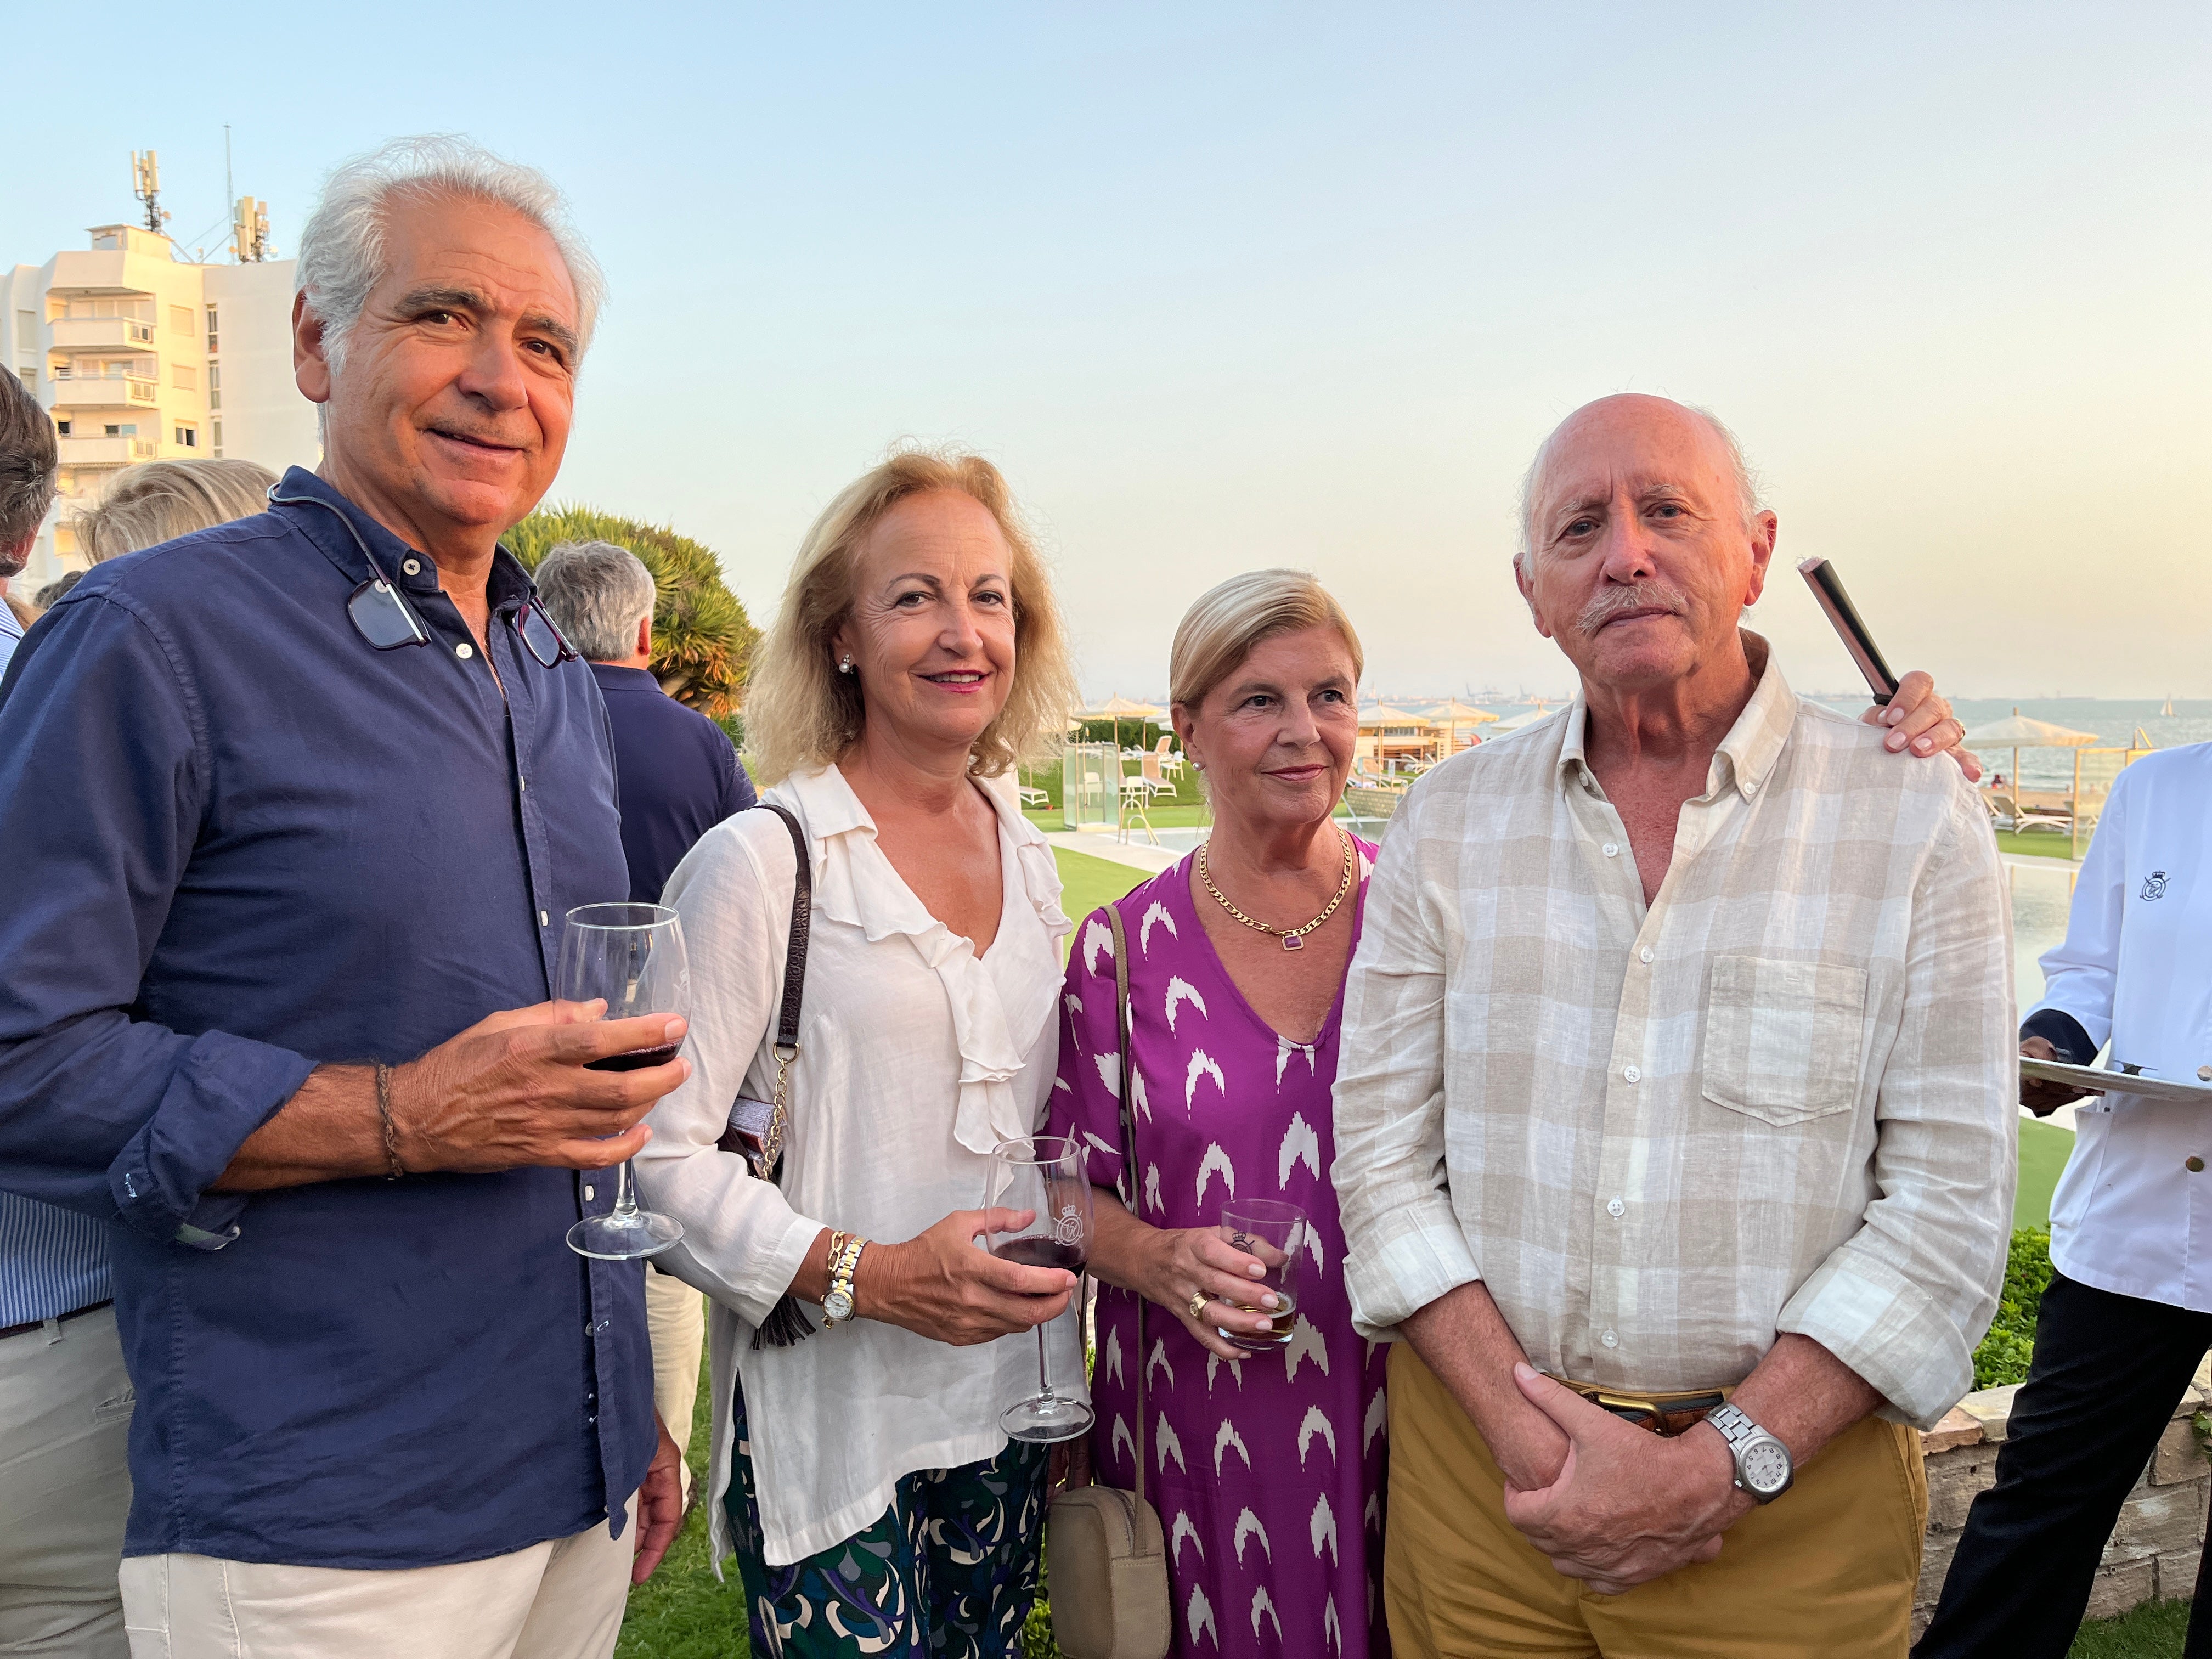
[{"left": 1916, "top": 1357, "right": 2212, "bottom": 1635}]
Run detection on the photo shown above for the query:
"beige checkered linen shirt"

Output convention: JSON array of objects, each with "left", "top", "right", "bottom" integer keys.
[{"left": 1331, "top": 644, "right": 2016, "bottom": 1427}]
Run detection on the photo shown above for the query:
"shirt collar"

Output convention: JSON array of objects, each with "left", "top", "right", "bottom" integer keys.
[
  {"left": 1558, "top": 629, "right": 1798, "bottom": 803},
  {"left": 588, "top": 662, "right": 662, "bottom": 691},
  {"left": 268, "top": 465, "right": 538, "bottom": 616}
]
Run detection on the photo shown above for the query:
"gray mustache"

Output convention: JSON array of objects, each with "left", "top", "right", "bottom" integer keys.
[{"left": 1578, "top": 582, "right": 1688, "bottom": 635}]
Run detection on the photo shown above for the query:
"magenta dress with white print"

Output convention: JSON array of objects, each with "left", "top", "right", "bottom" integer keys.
[{"left": 1051, "top": 843, "right": 1387, "bottom": 1659}]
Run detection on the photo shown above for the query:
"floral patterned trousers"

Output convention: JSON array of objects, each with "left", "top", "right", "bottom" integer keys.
[{"left": 724, "top": 1382, "right": 1048, "bottom": 1657}]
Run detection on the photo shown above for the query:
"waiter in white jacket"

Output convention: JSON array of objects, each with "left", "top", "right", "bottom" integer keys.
[{"left": 1917, "top": 742, "right": 2212, "bottom": 1659}]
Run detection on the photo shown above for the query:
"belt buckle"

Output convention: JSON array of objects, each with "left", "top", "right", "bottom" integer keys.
[{"left": 1592, "top": 1390, "right": 1667, "bottom": 1432}]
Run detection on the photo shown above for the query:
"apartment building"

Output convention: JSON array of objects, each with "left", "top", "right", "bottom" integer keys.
[{"left": 1, "top": 223, "right": 319, "bottom": 588}]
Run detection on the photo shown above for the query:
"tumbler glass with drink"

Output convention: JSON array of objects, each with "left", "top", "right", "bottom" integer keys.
[{"left": 1216, "top": 1199, "right": 1307, "bottom": 1351}]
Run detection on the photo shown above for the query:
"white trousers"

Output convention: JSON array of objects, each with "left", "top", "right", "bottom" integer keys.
[
  {"left": 0, "top": 1303, "right": 134, "bottom": 1658},
  {"left": 644, "top": 1269, "right": 704, "bottom": 1505},
  {"left": 117, "top": 1498, "right": 634, "bottom": 1659}
]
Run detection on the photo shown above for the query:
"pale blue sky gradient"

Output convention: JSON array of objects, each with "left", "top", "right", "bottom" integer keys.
[{"left": 8, "top": 4, "right": 2207, "bottom": 696}]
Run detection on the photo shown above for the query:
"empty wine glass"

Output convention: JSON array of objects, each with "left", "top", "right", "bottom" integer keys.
[
  {"left": 560, "top": 902, "right": 689, "bottom": 1261},
  {"left": 986, "top": 1135, "right": 1093, "bottom": 1443}
]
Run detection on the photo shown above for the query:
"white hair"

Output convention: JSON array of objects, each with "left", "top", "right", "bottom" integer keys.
[
  {"left": 295, "top": 134, "right": 606, "bottom": 376},
  {"left": 533, "top": 540, "right": 657, "bottom": 663},
  {"left": 1515, "top": 400, "right": 1764, "bottom": 578}
]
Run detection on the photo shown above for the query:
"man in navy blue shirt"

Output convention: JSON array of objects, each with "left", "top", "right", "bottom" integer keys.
[
  {"left": 533, "top": 540, "right": 757, "bottom": 905},
  {"left": 0, "top": 137, "right": 689, "bottom": 1659}
]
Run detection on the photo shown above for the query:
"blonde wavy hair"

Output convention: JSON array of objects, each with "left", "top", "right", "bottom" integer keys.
[{"left": 746, "top": 449, "right": 1080, "bottom": 787}]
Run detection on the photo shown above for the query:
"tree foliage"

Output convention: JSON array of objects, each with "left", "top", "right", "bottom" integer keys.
[{"left": 506, "top": 505, "right": 759, "bottom": 721}]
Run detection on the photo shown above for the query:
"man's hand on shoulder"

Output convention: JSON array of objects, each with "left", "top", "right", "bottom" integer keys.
[{"left": 1498, "top": 1364, "right": 1750, "bottom": 1596}]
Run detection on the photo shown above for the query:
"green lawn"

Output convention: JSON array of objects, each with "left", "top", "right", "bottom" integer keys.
[
  {"left": 2072, "top": 1596, "right": 2192, "bottom": 1656},
  {"left": 1997, "top": 828, "right": 2082, "bottom": 861}
]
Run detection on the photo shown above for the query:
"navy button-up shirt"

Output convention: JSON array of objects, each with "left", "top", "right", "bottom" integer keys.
[
  {"left": 590, "top": 662, "right": 756, "bottom": 903},
  {"left": 0, "top": 469, "right": 654, "bottom": 1568}
]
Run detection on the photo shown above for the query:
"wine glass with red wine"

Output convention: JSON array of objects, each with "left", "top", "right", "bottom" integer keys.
[
  {"left": 986, "top": 1135, "right": 1094, "bottom": 1443},
  {"left": 560, "top": 903, "right": 689, "bottom": 1261}
]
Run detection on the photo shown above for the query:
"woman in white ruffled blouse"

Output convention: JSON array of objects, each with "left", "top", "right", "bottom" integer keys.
[{"left": 635, "top": 449, "right": 1085, "bottom": 1657}]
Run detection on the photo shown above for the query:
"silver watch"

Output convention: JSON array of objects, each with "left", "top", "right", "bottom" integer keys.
[{"left": 1706, "top": 1403, "right": 1793, "bottom": 1503}]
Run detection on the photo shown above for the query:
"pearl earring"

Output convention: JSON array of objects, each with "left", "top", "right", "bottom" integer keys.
[{"left": 838, "top": 656, "right": 854, "bottom": 675}]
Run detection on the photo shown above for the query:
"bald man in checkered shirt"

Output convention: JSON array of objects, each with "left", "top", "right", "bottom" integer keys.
[{"left": 1333, "top": 395, "right": 2016, "bottom": 1657}]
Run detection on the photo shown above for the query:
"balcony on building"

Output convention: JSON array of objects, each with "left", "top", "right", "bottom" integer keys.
[
  {"left": 49, "top": 315, "right": 159, "bottom": 352},
  {"left": 58, "top": 435, "right": 157, "bottom": 466},
  {"left": 49, "top": 365, "right": 160, "bottom": 409}
]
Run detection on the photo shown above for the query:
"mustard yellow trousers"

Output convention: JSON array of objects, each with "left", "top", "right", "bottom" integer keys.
[{"left": 1384, "top": 1344, "right": 1928, "bottom": 1658}]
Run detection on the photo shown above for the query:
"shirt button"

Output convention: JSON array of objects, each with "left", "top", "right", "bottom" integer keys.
[
  {"left": 1607, "top": 1197, "right": 1625, "bottom": 1218},
  {"left": 1602, "top": 843, "right": 1620, "bottom": 858},
  {"left": 518, "top": 776, "right": 527, "bottom": 791},
  {"left": 585, "top": 1414, "right": 597, "bottom": 1425},
  {"left": 1639, "top": 947, "right": 1654, "bottom": 964},
  {"left": 1744, "top": 781, "right": 1759, "bottom": 795},
  {"left": 456, "top": 642, "right": 475, "bottom": 660},
  {"left": 583, "top": 1184, "right": 595, "bottom": 1201},
  {"left": 401, "top": 558, "right": 421, "bottom": 575},
  {"left": 2199, "top": 1067, "right": 2212, "bottom": 1082},
  {"left": 2189, "top": 1158, "right": 2205, "bottom": 1173},
  {"left": 1623, "top": 1065, "right": 1642, "bottom": 1083},
  {"left": 540, "top": 910, "right": 551, "bottom": 926},
  {"left": 1600, "top": 1329, "right": 1620, "bottom": 1348}
]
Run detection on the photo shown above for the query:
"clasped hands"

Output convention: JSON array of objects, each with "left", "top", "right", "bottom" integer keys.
[{"left": 1498, "top": 1363, "right": 1753, "bottom": 1598}]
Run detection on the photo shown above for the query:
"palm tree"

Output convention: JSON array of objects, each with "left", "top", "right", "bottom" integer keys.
[{"left": 505, "top": 505, "right": 759, "bottom": 726}]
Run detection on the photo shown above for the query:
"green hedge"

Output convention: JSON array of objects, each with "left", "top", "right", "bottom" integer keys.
[{"left": 1973, "top": 1228, "right": 2053, "bottom": 1390}]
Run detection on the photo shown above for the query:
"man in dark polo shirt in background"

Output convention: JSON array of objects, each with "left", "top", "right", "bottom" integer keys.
[{"left": 535, "top": 538, "right": 755, "bottom": 1499}]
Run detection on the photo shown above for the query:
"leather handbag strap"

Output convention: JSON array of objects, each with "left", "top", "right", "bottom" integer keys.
[
  {"left": 748, "top": 801, "right": 816, "bottom": 1350},
  {"left": 1106, "top": 902, "right": 1147, "bottom": 1511}
]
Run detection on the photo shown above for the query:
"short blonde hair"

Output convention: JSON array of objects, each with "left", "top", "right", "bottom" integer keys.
[
  {"left": 746, "top": 448, "right": 1080, "bottom": 787},
  {"left": 74, "top": 459, "right": 278, "bottom": 562},
  {"left": 1169, "top": 568, "right": 1364, "bottom": 712}
]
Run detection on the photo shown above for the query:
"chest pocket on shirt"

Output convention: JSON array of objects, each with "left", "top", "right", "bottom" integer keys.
[{"left": 1700, "top": 954, "right": 1869, "bottom": 1127}]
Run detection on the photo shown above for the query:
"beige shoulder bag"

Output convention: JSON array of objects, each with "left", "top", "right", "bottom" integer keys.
[{"left": 1042, "top": 904, "right": 1172, "bottom": 1659}]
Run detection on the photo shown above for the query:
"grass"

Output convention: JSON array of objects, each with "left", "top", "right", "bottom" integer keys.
[
  {"left": 2070, "top": 1596, "right": 2193, "bottom": 1656},
  {"left": 2018, "top": 1117, "right": 2074, "bottom": 1229},
  {"left": 1997, "top": 828, "right": 2082, "bottom": 861}
]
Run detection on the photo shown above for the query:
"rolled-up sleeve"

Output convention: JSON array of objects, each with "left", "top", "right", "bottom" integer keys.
[
  {"left": 1776, "top": 794, "right": 2018, "bottom": 1425},
  {"left": 0, "top": 594, "right": 313, "bottom": 1246},
  {"left": 633, "top": 816, "right": 822, "bottom": 1328},
  {"left": 1331, "top": 789, "right": 1480, "bottom": 1340}
]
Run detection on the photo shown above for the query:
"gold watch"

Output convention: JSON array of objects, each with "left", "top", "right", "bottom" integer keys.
[{"left": 823, "top": 1233, "right": 866, "bottom": 1327}]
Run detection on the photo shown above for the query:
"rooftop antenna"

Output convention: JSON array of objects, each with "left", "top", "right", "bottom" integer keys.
[
  {"left": 131, "top": 150, "right": 170, "bottom": 236},
  {"left": 232, "top": 195, "right": 272, "bottom": 262},
  {"left": 224, "top": 126, "right": 234, "bottom": 258}
]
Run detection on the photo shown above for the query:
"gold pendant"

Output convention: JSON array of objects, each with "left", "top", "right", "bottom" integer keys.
[{"left": 1282, "top": 933, "right": 1304, "bottom": 951}]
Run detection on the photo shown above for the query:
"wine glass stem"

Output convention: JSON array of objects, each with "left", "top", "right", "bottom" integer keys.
[
  {"left": 1035, "top": 1325, "right": 1053, "bottom": 1400},
  {"left": 610, "top": 1159, "right": 641, "bottom": 1222}
]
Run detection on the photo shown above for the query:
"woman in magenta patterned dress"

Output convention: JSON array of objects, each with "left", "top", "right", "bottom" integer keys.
[{"left": 1052, "top": 572, "right": 1389, "bottom": 1658}]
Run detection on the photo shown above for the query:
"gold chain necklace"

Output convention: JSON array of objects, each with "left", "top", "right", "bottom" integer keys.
[{"left": 1196, "top": 827, "right": 1355, "bottom": 952}]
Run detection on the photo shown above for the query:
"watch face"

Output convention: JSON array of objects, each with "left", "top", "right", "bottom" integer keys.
[
  {"left": 1741, "top": 1438, "right": 1792, "bottom": 1494},
  {"left": 823, "top": 1290, "right": 853, "bottom": 1322}
]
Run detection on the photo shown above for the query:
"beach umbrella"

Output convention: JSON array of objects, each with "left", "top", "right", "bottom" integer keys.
[
  {"left": 1424, "top": 699, "right": 1499, "bottom": 755},
  {"left": 1960, "top": 709, "right": 2100, "bottom": 805},
  {"left": 1084, "top": 695, "right": 1166, "bottom": 749},
  {"left": 1491, "top": 702, "right": 1556, "bottom": 731}
]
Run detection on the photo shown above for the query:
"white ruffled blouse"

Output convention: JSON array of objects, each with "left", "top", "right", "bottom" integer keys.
[{"left": 634, "top": 764, "right": 1075, "bottom": 1567}]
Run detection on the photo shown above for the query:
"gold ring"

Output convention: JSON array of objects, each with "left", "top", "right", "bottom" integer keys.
[{"left": 1188, "top": 1291, "right": 1210, "bottom": 1322}]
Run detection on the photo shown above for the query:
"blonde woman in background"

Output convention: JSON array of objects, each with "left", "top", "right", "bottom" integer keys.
[
  {"left": 71, "top": 459, "right": 278, "bottom": 563},
  {"left": 637, "top": 449, "right": 1086, "bottom": 1656}
]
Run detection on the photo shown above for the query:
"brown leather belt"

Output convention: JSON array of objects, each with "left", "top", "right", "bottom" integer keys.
[
  {"left": 0, "top": 1297, "right": 114, "bottom": 1342},
  {"left": 1551, "top": 1376, "right": 1730, "bottom": 1437}
]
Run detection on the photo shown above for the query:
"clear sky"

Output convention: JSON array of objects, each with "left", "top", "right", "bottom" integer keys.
[{"left": 8, "top": 4, "right": 2206, "bottom": 698}]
